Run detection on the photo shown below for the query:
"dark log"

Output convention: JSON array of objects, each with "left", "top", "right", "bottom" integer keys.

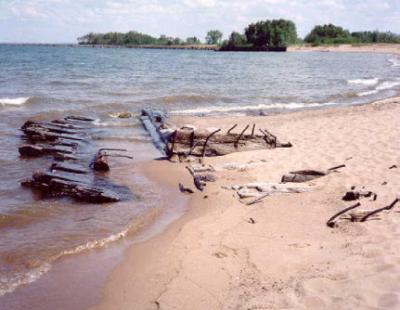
[
  {"left": 342, "top": 190, "right": 373, "bottom": 201},
  {"left": 53, "top": 153, "right": 78, "bottom": 161},
  {"left": 92, "top": 152, "right": 109, "bottom": 171},
  {"left": 235, "top": 125, "right": 249, "bottom": 147},
  {"left": 326, "top": 202, "right": 361, "bottom": 228},
  {"left": 23, "top": 127, "right": 85, "bottom": 142},
  {"left": 246, "top": 193, "right": 270, "bottom": 206},
  {"left": 140, "top": 110, "right": 167, "bottom": 154},
  {"left": 227, "top": 124, "right": 238, "bottom": 134},
  {"left": 202, "top": 129, "right": 221, "bottom": 157},
  {"left": 193, "top": 175, "right": 205, "bottom": 191},
  {"left": 281, "top": 170, "right": 326, "bottom": 183},
  {"left": 65, "top": 116, "right": 95, "bottom": 122},
  {"left": 179, "top": 183, "right": 194, "bottom": 194},
  {"left": 328, "top": 164, "right": 346, "bottom": 171},
  {"left": 251, "top": 124, "right": 256, "bottom": 137},
  {"left": 19, "top": 144, "right": 74, "bottom": 157},
  {"left": 389, "top": 165, "right": 398, "bottom": 169},
  {"left": 51, "top": 162, "right": 88, "bottom": 174},
  {"left": 360, "top": 198, "right": 400, "bottom": 222}
]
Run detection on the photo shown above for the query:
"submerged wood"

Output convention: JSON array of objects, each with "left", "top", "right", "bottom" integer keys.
[
  {"left": 91, "top": 149, "right": 133, "bottom": 171},
  {"left": 19, "top": 144, "right": 74, "bottom": 157},
  {"left": 22, "top": 172, "right": 120, "bottom": 203},
  {"left": 19, "top": 116, "right": 130, "bottom": 204}
]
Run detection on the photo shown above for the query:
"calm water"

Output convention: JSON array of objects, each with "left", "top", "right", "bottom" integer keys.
[{"left": 0, "top": 44, "right": 399, "bottom": 296}]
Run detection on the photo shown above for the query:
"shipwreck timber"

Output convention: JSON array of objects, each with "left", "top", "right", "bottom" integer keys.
[
  {"left": 19, "top": 117, "right": 132, "bottom": 203},
  {"left": 140, "top": 109, "right": 292, "bottom": 160}
]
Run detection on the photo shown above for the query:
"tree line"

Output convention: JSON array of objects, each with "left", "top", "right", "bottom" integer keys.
[
  {"left": 303, "top": 24, "right": 400, "bottom": 45},
  {"left": 77, "top": 22, "right": 400, "bottom": 49},
  {"left": 77, "top": 30, "right": 221, "bottom": 46}
]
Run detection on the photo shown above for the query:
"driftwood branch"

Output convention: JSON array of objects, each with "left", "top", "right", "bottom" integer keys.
[
  {"left": 227, "top": 124, "right": 238, "bottom": 134},
  {"left": 360, "top": 198, "right": 400, "bottom": 222},
  {"left": 202, "top": 129, "right": 221, "bottom": 157},
  {"left": 326, "top": 202, "right": 361, "bottom": 228}
]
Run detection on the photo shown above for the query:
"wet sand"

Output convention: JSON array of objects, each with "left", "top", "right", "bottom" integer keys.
[{"left": 92, "top": 96, "right": 400, "bottom": 309}]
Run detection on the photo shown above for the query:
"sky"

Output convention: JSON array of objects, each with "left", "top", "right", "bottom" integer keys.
[{"left": 0, "top": 0, "right": 399, "bottom": 43}]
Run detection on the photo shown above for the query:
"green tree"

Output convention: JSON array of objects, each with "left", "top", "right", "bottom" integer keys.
[
  {"left": 205, "top": 30, "right": 223, "bottom": 45},
  {"left": 185, "top": 36, "right": 201, "bottom": 44},
  {"left": 244, "top": 19, "right": 297, "bottom": 48},
  {"left": 304, "top": 24, "right": 353, "bottom": 45}
]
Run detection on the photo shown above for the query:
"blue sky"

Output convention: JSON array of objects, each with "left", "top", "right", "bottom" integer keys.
[{"left": 0, "top": 0, "right": 399, "bottom": 43}]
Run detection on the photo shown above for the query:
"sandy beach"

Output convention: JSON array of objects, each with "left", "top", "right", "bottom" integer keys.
[
  {"left": 90, "top": 96, "right": 400, "bottom": 309},
  {"left": 288, "top": 43, "right": 400, "bottom": 55}
]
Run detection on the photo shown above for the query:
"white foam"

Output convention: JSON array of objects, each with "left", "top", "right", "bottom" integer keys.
[
  {"left": 347, "top": 78, "right": 379, "bottom": 86},
  {"left": 357, "top": 90, "right": 379, "bottom": 97},
  {"left": 60, "top": 228, "right": 129, "bottom": 256},
  {"left": 376, "top": 80, "right": 400, "bottom": 91},
  {"left": 171, "top": 102, "right": 338, "bottom": 115},
  {"left": 0, "top": 263, "right": 51, "bottom": 297},
  {"left": 0, "top": 97, "right": 30, "bottom": 106},
  {"left": 0, "top": 228, "right": 129, "bottom": 297},
  {"left": 388, "top": 58, "right": 400, "bottom": 67}
]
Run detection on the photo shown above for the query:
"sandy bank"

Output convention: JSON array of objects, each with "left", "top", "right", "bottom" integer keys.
[
  {"left": 92, "top": 96, "right": 400, "bottom": 310},
  {"left": 288, "top": 43, "right": 400, "bottom": 54}
]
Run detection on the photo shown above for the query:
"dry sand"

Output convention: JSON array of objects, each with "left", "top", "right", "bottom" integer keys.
[
  {"left": 92, "top": 97, "right": 400, "bottom": 310},
  {"left": 288, "top": 43, "right": 400, "bottom": 55}
]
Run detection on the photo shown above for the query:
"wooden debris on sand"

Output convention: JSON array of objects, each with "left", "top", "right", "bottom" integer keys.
[
  {"left": 186, "top": 164, "right": 217, "bottom": 192},
  {"left": 139, "top": 109, "right": 292, "bottom": 160},
  {"left": 224, "top": 182, "right": 311, "bottom": 205},
  {"left": 166, "top": 124, "right": 292, "bottom": 159},
  {"left": 281, "top": 164, "right": 346, "bottom": 183},
  {"left": 327, "top": 197, "right": 399, "bottom": 227}
]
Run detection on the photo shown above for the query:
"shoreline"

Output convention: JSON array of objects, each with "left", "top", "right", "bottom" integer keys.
[
  {"left": 2, "top": 43, "right": 400, "bottom": 55},
  {"left": 92, "top": 95, "right": 400, "bottom": 309}
]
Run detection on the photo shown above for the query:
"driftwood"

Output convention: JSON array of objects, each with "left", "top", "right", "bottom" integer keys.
[
  {"left": 179, "top": 183, "right": 194, "bottom": 194},
  {"left": 342, "top": 190, "right": 376, "bottom": 201},
  {"left": 186, "top": 164, "right": 217, "bottom": 192},
  {"left": 327, "top": 198, "right": 399, "bottom": 227},
  {"left": 360, "top": 198, "right": 399, "bottom": 222},
  {"left": 326, "top": 203, "right": 361, "bottom": 228},
  {"left": 65, "top": 116, "right": 95, "bottom": 122},
  {"left": 281, "top": 164, "right": 346, "bottom": 183},
  {"left": 225, "top": 182, "right": 310, "bottom": 204},
  {"left": 140, "top": 109, "right": 174, "bottom": 154}
]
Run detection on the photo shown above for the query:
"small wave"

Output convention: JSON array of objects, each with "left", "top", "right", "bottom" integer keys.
[
  {"left": 347, "top": 78, "right": 379, "bottom": 86},
  {"left": 357, "top": 90, "right": 379, "bottom": 97},
  {"left": 0, "top": 228, "right": 129, "bottom": 296},
  {"left": 171, "top": 102, "right": 338, "bottom": 115},
  {"left": 161, "top": 94, "right": 220, "bottom": 104},
  {"left": 60, "top": 228, "right": 129, "bottom": 256},
  {"left": 376, "top": 80, "right": 400, "bottom": 91},
  {"left": 0, "top": 97, "right": 31, "bottom": 106},
  {"left": 0, "top": 263, "right": 51, "bottom": 297},
  {"left": 388, "top": 58, "right": 400, "bottom": 67}
]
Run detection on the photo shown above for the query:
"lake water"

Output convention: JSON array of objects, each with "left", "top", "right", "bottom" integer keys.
[{"left": 0, "top": 44, "right": 399, "bottom": 296}]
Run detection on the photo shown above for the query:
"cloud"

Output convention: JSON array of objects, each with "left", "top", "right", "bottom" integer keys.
[{"left": 0, "top": 0, "right": 399, "bottom": 43}]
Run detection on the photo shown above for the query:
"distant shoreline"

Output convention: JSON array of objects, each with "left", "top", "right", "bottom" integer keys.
[{"left": 1, "top": 43, "right": 400, "bottom": 54}]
